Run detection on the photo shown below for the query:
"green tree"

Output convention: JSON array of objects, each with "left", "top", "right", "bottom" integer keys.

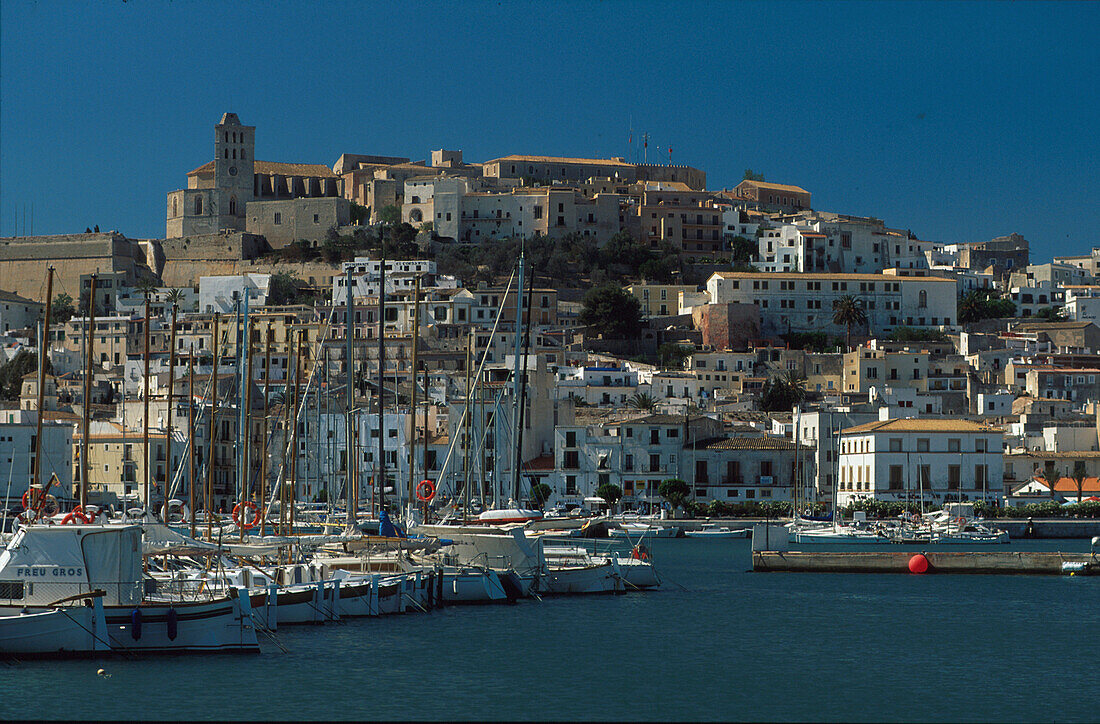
[
  {"left": 378, "top": 205, "right": 402, "bottom": 226},
  {"left": 832, "top": 295, "right": 868, "bottom": 351},
  {"left": 729, "top": 235, "right": 757, "bottom": 264},
  {"left": 958, "top": 289, "right": 1016, "bottom": 324},
  {"left": 268, "top": 272, "right": 311, "bottom": 306},
  {"left": 51, "top": 293, "right": 75, "bottom": 324},
  {"left": 743, "top": 169, "right": 765, "bottom": 182},
  {"left": 627, "top": 392, "right": 656, "bottom": 410},
  {"left": 658, "top": 478, "right": 690, "bottom": 510},
  {"left": 760, "top": 370, "right": 807, "bottom": 412},
  {"left": 579, "top": 284, "right": 642, "bottom": 339},
  {"left": 165, "top": 287, "right": 186, "bottom": 311},
  {"left": 349, "top": 202, "right": 369, "bottom": 225},
  {"left": 529, "top": 482, "right": 553, "bottom": 509},
  {"left": 0, "top": 349, "right": 48, "bottom": 400},
  {"left": 658, "top": 343, "right": 692, "bottom": 369},
  {"left": 596, "top": 482, "right": 623, "bottom": 509},
  {"left": 1035, "top": 306, "right": 1067, "bottom": 321},
  {"left": 135, "top": 277, "right": 159, "bottom": 296},
  {"left": 1072, "top": 460, "right": 1088, "bottom": 503},
  {"left": 1037, "top": 464, "right": 1061, "bottom": 501},
  {"left": 889, "top": 326, "right": 948, "bottom": 343}
]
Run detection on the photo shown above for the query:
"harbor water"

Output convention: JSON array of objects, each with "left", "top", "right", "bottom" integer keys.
[{"left": 2, "top": 537, "right": 1098, "bottom": 721}]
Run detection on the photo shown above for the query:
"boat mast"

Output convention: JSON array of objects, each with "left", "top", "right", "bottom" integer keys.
[
  {"left": 377, "top": 251, "right": 386, "bottom": 516},
  {"left": 205, "top": 312, "right": 219, "bottom": 540},
  {"left": 187, "top": 345, "right": 196, "bottom": 538},
  {"left": 463, "top": 329, "right": 473, "bottom": 523},
  {"left": 260, "top": 324, "right": 271, "bottom": 538},
  {"left": 422, "top": 366, "right": 429, "bottom": 518},
  {"left": 165, "top": 301, "right": 177, "bottom": 522},
  {"left": 143, "top": 295, "right": 151, "bottom": 516},
  {"left": 513, "top": 279, "right": 534, "bottom": 503},
  {"left": 33, "top": 266, "right": 53, "bottom": 510},
  {"left": 80, "top": 273, "right": 97, "bottom": 512},
  {"left": 345, "top": 266, "right": 356, "bottom": 531},
  {"left": 239, "top": 293, "right": 252, "bottom": 542},
  {"left": 290, "top": 331, "right": 302, "bottom": 535},
  {"left": 511, "top": 253, "right": 524, "bottom": 503},
  {"left": 407, "top": 274, "right": 421, "bottom": 516}
]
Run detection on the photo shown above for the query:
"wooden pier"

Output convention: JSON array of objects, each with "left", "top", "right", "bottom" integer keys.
[{"left": 753, "top": 550, "right": 1098, "bottom": 575}]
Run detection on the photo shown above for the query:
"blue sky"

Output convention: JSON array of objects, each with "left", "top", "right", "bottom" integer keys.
[{"left": 2, "top": 1, "right": 1097, "bottom": 261}]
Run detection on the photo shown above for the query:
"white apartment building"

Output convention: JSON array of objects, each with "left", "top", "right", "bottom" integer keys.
[
  {"left": 1063, "top": 286, "right": 1100, "bottom": 322},
  {"left": 0, "top": 290, "right": 43, "bottom": 334},
  {"left": 0, "top": 409, "right": 74, "bottom": 507},
  {"left": 555, "top": 366, "right": 640, "bottom": 406},
  {"left": 706, "top": 272, "right": 957, "bottom": 338},
  {"left": 331, "top": 258, "right": 451, "bottom": 300},
  {"left": 837, "top": 418, "right": 1004, "bottom": 506},
  {"left": 757, "top": 217, "right": 932, "bottom": 274},
  {"left": 1010, "top": 283, "right": 1062, "bottom": 318}
]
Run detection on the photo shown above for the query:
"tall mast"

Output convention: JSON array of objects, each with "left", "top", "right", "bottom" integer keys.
[
  {"left": 511, "top": 253, "right": 524, "bottom": 496},
  {"left": 422, "top": 366, "right": 429, "bottom": 517},
  {"left": 407, "top": 274, "right": 421, "bottom": 516},
  {"left": 143, "top": 294, "right": 151, "bottom": 515},
  {"left": 290, "top": 330, "right": 303, "bottom": 533},
  {"left": 239, "top": 292, "right": 252, "bottom": 542},
  {"left": 260, "top": 323, "right": 272, "bottom": 538},
  {"left": 205, "top": 312, "right": 219, "bottom": 540},
  {"left": 33, "top": 266, "right": 53, "bottom": 507},
  {"left": 513, "top": 278, "right": 535, "bottom": 503},
  {"left": 165, "top": 300, "right": 177, "bottom": 522},
  {"left": 464, "top": 330, "right": 473, "bottom": 523},
  {"left": 187, "top": 345, "right": 196, "bottom": 538},
  {"left": 377, "top": 251, "right": 386, "bottom": 515},
  {"left": 345, "top": 266, "right": 356, "bottom": 530},
  {"left": 80, "top": 274, "right": 97, "bottom": 511}
]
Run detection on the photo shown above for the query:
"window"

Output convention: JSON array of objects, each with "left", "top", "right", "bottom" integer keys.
[
  {"left": 889, "top": 438, "right": 902, "bottom": 452},
  {"left": 975, "top": 438, "right": 987, "bottom": 453},
  {"left": 565, "top": 431, "right": 576, "bottom": 447},
  {"left": 889, "top": 465, "right": 903, "bottom": 489},
  {"left": 562, "top": 451, "right": 579, "bottom": 469},
  {"left": 917, "top": 438, "right": 930, "bottom": 452},
  {"left": 918, "top": 290, "right": 927, "bottom": 308},
  {"left": 974, "top": 464, "right": 988, "bottom": 488},
  {"left": 948, "top": 438, "right": 961, "bottom": 453},
  {"left": 194, "top": 196, "right": 203, "bottom": 215},
  {"left": 274, "top": 212, "right": 282, "bottom": 225},
  {"left": 649, "top": 454, "right": 660, "bottom": 472},
  {"left": 948, "top": 465, "right": 961, "bottom": 489}
]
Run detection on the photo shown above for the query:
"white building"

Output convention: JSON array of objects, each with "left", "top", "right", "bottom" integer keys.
[
  {"left": 1063, "top": 286, "right": 1100, "bottom": 322},
  {"left": 0, "top": 408, "right": 75, "bottom": 507},
  {"left": 0, "top": 290, "right": 43, "bottom": 334},
  {"left": 837, "top": 417, "right": 1003, "bottom": 506},
  {"left": 331, "top": 258, "right": 453, "bottom": 300},
  {"left": 706, "top": 271, "right": 958, "bottom": 338},
  {"left": 198, "top": 274, "right": 271, "bottom": 314}
]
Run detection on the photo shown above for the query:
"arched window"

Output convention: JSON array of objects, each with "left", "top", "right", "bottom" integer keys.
[
  {"left": 409, "top": 208, "right": 423, "bottom": 223},
  {"left": 232, "top": 132, "right": 237, "bottom": 142},
  {"left": 229, "top": 196, "right": 237, "bottom": 215},
  {"left": 224, "top": 132, "right": 228, "bottom": 143},
  {"left": 240, "top": 149, "right": 246, "bottom": 160},
  {"left": 918, "top": 290, "right": 927, "bottom": 308},
  {"left": 224, "top": 148, "right": 229, "bottom": 159},
  {"left": 194, "top": 196, "right": 203, "bottom": 215},
  {"left": 232, "top": 149, "right": 236, "bottom": 159},
  {"left": 172, "top": 198, "right": 177, "bottom": 217}
]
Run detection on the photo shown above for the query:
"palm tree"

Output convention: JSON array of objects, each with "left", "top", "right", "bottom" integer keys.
[
  {"left": 1072, "top": 460, "right": 1087, "bottom": 503},
  {"left": 165, "top": 287, "right": 185, "bottom": 311},
  {"left": 1036, "top": 465, "right": 1061, "bottom": 501},
  {"left": 627, "top": 392, "right": 656, "bottom": 410},
  {"left": 781, "top": 369, "right": 807, "bottom": 405},
  {"left": 832, "top": 295, "right": 867, "bottom": 351},
  {"left": 135, "top": 277, "right": 159, "bottom": 296}
]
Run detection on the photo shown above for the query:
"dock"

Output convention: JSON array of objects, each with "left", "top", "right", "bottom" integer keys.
[{"left": 753, "top": 550, "right": 1098, "bottom": 575}]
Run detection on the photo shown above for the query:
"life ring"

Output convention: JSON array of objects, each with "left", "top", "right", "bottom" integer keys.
[
  {"left": 62, "top": 506, "right": 92, "bottom": 525},
  {"left": 21, "top": 490, "right": 33, "bottom": 510},
  {"left": 954, "top": 516, "right": 967, "bottom": 526},
  {"left": 162, "top": 499, "right": 189, "bottom": 524},
  {"left": 232, "top": 501, "right": 262, "bottom": 531},
  {"left": 416, "top": 479, "right": 436, "bottom": 502}
]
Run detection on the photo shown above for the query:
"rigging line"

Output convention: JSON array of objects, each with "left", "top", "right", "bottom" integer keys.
[{"left": 433, "top": 266, "right": 517, "bottom": 496}]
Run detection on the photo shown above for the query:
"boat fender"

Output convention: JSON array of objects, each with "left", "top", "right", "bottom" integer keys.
[
  {"left": 130, "top": 608, "right": 142, "bottom": 640},
  {"left": 908, "top": 554, "right": 930, "bottom": 575},
  {"left": 166, "top": 608, "right": 178, "bottom": 641}
]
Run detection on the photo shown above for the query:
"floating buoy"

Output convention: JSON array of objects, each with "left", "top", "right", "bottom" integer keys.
[
  {"left": 908, "top": 554, "right": 930, "bottom": 574},
  {"left": 97, "top": 668, "right": 105, "bottom": 676}
]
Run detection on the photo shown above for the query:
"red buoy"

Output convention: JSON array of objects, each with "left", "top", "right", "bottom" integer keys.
[{"left": 908, "top": 554, "right": 929, "bottom": 574}]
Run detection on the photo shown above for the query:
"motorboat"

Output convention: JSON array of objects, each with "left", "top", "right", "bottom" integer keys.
[{"left": 611, "top": 522, "right": 683, "bottom": 539}]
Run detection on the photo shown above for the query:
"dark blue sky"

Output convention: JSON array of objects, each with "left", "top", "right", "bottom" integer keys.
[{"left": 2, "top": 1, "right": 1097, "bottom": 261}]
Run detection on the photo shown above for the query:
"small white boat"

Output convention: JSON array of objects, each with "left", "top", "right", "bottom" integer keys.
[
  {"left": 685, "top": 524, "right": 751, "bottom": 539},
  {"left": 476, "top": 508, "right": 544, "bottom": 525},
  {"left": 611, "top": 522, "right": 683, "bottom": 539}
]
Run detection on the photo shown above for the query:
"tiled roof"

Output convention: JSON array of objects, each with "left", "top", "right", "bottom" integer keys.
[
  {"left": 842, "top": 419, "right": 999, "bottom": 434},
  {"left": 188, "top": 160, "right": 336, "bottom": 178},
  {"left": 1030, "top": 476, "right": 1100, "bottom": 493},
  {"left": 701, "top": 436, "right": 807, "bottom": 451},
  {"left": 710, "top": 271, "right": 956, "bottom": 283},
  {"left": 488, "top": 154, "right": 634, "bottom": 167},
  {"left": 737, "top": 180, "right": 810, "bottom": 194}
]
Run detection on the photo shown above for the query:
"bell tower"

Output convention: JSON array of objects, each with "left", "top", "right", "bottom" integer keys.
[{"left": 213, "top": 113, "right": 255, "bottom": 230}]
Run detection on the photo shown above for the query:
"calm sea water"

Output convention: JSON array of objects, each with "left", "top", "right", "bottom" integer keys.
[{"left": 2, "top": 537, "right": 1098, "bottom": 722}]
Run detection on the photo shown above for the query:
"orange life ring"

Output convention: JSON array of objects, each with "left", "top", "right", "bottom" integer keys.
[
  {"left": 232, "top": 501, "right": 262, "bottom": 531},
  {"left": 62, "top": 506, "right": 92, "bottom": 525},
  {"left": 416, "top": 479, "right": 436, "bottom": 502},
  {"left": 954, "top": 516, "right": 967, "bottom": 526}
]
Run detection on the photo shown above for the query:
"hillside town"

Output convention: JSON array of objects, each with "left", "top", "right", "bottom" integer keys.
[{"left": 2, "top": 111, "right": 1098, "bottom": 521}]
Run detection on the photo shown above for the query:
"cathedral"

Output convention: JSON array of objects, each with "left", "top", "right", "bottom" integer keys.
[{"left": 166, "top": 113, "right": 346, "bottom": 245}]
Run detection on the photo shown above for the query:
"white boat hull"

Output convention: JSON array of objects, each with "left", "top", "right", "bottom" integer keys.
[{"left": 540, "top": 561, "right": 624, "bottom": 595}]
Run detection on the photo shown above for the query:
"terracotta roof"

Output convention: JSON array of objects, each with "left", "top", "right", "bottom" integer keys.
[
  {"left": 711, "top": 271, "right": 955, "bottom": 283},
  {"left": 488, "top": 155, "right": 634, "bottom": 167},
  {"left": 843, "top": 419, "right": 1000, "bottom": 435},
  {"left": 188, "top": 161, "right": 336, "bottom": 178},
  {"left": 525, "top": 454, "right": 555, "bottom": 471},
  {"left": 737, "top": 180, "right": 810, "bottom": 194},
  {"left": 1030, "top": 476, "right": 1100, "bottom": 493},
  {"left": 701, "top": 436, "right": 807, "bottom": 451}
]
